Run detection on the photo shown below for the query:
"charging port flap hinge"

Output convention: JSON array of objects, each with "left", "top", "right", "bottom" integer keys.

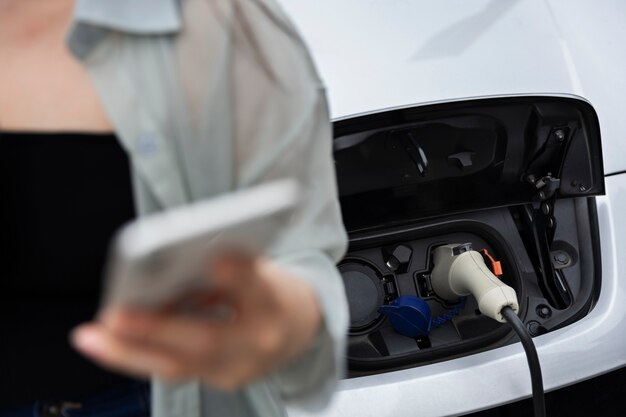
[
  {"left": 527, "top": 173, "right": 561, "bottom": 201},
  {"left": 521, "top": 201, "right": 573, "bottom": 310}
]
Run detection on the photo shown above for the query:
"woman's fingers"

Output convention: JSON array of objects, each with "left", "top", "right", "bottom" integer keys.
[
  {"left": 71, "top": 256, "right": 322, "bottom": 389},
  {"left": 73, "top": 316, "right": 265, "bottom": 387},
  {"left": 105, "top": 309, "right": 235, "bottom": 358},
  {"left": 210, "top": 253, "right": 255, "bottom": 293},
  {"left": 71, "top": 323, "right": 190, "bottom": 380}
]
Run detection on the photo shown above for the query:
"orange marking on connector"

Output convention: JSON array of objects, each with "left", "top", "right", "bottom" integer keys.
[{"left": 480, "top": 249, "right": 503, "bottom": 277}]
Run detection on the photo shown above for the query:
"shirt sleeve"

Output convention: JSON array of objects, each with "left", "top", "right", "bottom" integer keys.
[
  {"left": 178, "top": 0, "right": 350, "bottom": 410},
  {"left": 235, "top": 85, "right": 349, "bottom": 410},
  {"left": 258, "top": 93, "right": 349, "bottom": 410},
  {"left": 229, "top": 1, "right": 350, "bottom": 409}
]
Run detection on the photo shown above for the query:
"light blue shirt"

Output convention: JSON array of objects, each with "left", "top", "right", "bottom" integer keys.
[{"left": 67, "top": 1, "right": 349, "bottom": 416}]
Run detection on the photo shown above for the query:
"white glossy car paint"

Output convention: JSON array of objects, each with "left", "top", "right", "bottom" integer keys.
[
  {"left": 276, "top": 0, "right": 626, "bottom": 415},
  {"left": 277, "top": 0, "right": 626, "bottom": 175}
]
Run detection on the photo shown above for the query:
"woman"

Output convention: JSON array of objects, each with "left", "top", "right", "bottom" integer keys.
[{"left": 0, "top": 0, "right": 348, "bottom": 416}]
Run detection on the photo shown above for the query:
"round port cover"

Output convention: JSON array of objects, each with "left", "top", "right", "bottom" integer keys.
[{"left": 339, "top": 260, "right": 385, "bottom": 331}]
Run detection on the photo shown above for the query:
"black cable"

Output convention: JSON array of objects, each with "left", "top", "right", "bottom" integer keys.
[{"left": 501, "top": 306, "right": 546, "bottom": 417}]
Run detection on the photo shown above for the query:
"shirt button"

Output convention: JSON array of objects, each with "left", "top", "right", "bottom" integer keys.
[{"left": 137, "top": 134, "right": 158, "bottom": 155}]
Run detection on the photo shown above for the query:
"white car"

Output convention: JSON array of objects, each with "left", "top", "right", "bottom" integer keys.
[{"left": 277, "top": 1, "right": 626, "bottom": 416}]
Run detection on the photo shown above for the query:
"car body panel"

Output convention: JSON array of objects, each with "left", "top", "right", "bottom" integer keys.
[
  {"left": 276, "top": 0, "right": 626, "bottom": 415},
  {"left": 277, "top": 0, "right": 626, "bottom": 175}
]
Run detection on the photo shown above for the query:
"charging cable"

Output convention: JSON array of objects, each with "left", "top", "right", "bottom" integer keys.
[
  {"left": 430, "top": 243, "right": 546, "bottom": 417},
  {"left": 501, "top": 306, "right": 546, "bottom": 417}
]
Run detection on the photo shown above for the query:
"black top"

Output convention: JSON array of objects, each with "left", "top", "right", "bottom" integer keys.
[{"left": 0, "top": 132, "right": 137, "bottom": 406}]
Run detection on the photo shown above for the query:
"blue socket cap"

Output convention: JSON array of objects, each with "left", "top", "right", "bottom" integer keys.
[{"left": 379, "top": 296, "right": 432, "bottom": 338}]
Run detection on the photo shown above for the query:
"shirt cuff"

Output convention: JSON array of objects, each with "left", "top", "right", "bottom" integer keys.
[{"left": 267, "top": 249, "right": 348, "bottom": 411}]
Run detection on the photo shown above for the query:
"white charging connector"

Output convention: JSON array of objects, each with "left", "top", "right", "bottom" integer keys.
[
  {"left": 431, "top": 243, "right": 519, "bottom": 322},
  {"left": 431, "top": 243, "right": 545, "bottom": 417}
]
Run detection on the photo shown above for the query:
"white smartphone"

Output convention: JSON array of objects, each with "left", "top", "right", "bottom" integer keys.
[{"left": 102, "top": 179, "right": 299, "bottom": 309}]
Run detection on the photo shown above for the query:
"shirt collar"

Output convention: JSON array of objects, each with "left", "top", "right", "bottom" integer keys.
[{"left": 67, "top": 0, "right": 182, "bottom": 59}]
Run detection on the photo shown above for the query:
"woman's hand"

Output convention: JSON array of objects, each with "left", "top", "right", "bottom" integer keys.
[{"left": 72, "top": 256, "right": 322, "bottom": 390}]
